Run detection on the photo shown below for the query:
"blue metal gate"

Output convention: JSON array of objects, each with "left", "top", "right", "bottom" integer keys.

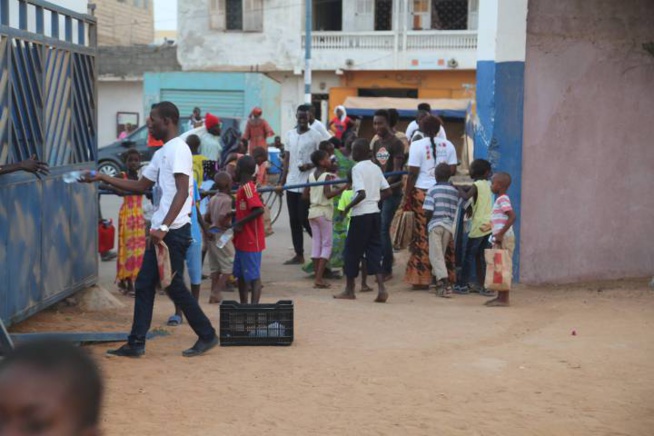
[{"left": 0, "top": 0, "right": 98, "bottom": 327}]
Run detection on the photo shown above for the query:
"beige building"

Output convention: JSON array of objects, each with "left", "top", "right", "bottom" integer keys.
[{"left": 93, "top": 0, "right": 154, "bottom": 46}]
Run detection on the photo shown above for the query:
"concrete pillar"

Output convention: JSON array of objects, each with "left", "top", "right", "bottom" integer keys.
[{"left": 474, "top": 0, "right": 528, "bottom": 279}]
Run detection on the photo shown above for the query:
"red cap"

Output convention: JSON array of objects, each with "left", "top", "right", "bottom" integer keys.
[
  {"left": 205, "top": 112, "right": 221, "bottom": 129},
  {"left": 251, "top": 107, "right": 263, "bottom": 117}
]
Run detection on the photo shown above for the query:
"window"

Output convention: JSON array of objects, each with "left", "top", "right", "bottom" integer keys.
[
  {"left": 209, "top": 0, "right": 263, "bottom": 32},
  {"left": 410, "top": 0, "right": 470, "bottom": 30},
  {"left": 313, "top": 0, "right": 342, "bottom": 31}
]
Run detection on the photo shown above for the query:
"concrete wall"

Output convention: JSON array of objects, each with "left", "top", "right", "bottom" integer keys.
[
  {"left": 98, "top": 45, "right": 181, "bottom": 78},
  {"left": 98, "top": 80, "right": 144, "bottom": 147},
  {"left": 520, "top": 0, "right": 654, "bottom": 283},
  {"left": 178, "top": 0, "right": 303, "bottom": 72}
]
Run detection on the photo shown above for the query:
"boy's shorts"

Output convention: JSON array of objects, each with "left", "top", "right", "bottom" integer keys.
[
  {"left": 233, "top": 249, "right": 262, "bottom": 282},
  {"left": 185, "top": 238, "right": 203, "bottom": 285},
  {"left": 207, "top": 240, "right": 234, "bottom": 275}
]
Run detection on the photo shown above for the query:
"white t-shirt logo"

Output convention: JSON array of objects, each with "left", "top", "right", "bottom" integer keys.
[{"left": 376, "top": 147, "right": 390, "bottom": 166}]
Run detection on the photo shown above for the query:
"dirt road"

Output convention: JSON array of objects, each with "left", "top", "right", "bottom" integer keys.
[{"left": 11, "top": 196, "right": 654, "bottom": 435}]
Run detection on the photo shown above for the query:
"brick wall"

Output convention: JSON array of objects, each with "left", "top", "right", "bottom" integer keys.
[{"left": 94, "top": 0, "right": 154, "bottom": 46}]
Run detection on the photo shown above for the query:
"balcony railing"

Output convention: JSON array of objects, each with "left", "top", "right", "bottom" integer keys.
[
  {"left": 304, "top": 30, "right": 477, "bottom": 51},
  {"left": 405, "top": 30, "right": 477, "bottom": 50},
  {"left": 308, "top": 31, "right": 396, "bottom": 50}
]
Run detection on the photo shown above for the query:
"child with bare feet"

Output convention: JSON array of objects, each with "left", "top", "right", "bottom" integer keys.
[
  {"left": 337, "top": 170, "right": 372, "bottom": 293},
  {"left": 205, "top": 172, "right": 235, "bottom": 303},
  {"left": 335, "top": 139, "right": 391, "bottom": 303},
  {"left": 303, "top": 150, "right": 347, "bottom": 288},
  {"left": 232, "top": 156, "right": 266, "bottom": 304},
  {"left": 486, "top": 172, "right": 516, "bottom": 307}
]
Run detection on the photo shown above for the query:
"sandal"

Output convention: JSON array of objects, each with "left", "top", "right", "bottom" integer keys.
[
  {"left": 314, "top": 282, "right": 332, "bottom": 289},
  {"left": 167, "top": 314, "right": 183, "bottom": 326},
  {"left": 438, "top": 282, "right": 453, "bottom": 299}
]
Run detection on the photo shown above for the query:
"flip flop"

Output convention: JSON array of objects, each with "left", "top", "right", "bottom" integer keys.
[
  {"left": 167, "top": 314, "right": 183, "bottom": 326},
  {"left": 314, "top": 282, "right": 332, "bottom": 289}
]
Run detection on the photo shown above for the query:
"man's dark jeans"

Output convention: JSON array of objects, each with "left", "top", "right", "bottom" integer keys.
[
  {"left": 286, "top": 191, "right": 312, "bottom": 257},
  {"left": 129, "top": 224, "right": 216, "bottom": 347},
  {"left": 380, "top": 192, "right": 403, "bottom": 275}
]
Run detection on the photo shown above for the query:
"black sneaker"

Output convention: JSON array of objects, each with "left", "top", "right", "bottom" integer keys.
[
  {"left": 106, "top": 343, "right": 145, "bottom": 358},
  {"left": 182, "top": 335, "right": 219, "bottom": 357}
]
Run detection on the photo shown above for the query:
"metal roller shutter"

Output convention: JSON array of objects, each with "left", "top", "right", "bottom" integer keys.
[{"left": 160, "top": 89, "right": 245, "bottom": 119}]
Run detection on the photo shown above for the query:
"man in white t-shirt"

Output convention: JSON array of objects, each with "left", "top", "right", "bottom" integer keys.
[
  {"left": 308, "top": 106, "right": 332, "bottom": 141},
  {"left": 86, "top": 102, "right": 217, "bottom": 359},
  {"left": 406, "top": 103, "right": 447, "bottom": 143},
  {"left": 335, "top": 138, "right": 391, "bottom": 303},
  {"left": 278, "top": 105, "right": 323, "bottom": 265}
]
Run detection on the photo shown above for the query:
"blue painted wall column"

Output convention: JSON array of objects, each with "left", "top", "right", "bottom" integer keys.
[{"left": 474, "top": 0, "right": 528, "bottom": 280}]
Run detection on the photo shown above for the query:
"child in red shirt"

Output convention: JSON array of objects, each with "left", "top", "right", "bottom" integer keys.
[{"left": 232, "top": 156, "right": 266, "bottom": 304}]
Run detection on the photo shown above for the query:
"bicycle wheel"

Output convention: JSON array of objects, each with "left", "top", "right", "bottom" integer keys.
[{"left": 263, "top": 191, "right": 283, "bottom": 225}]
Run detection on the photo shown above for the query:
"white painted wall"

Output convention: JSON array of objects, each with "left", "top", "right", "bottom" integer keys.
[
  {"left": 477, "top": 0, "right": 528, "bottom": 62},
  {"left": 178, "top": 0, "right": 304, "bottom": 72},
  {"left": 98, "top": 80, "right": 144, "bottom": 147}
]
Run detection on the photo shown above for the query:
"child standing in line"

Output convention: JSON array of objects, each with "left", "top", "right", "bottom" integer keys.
[
  {"left": 232, "top": 156, "right": 266, "bottom": 304},
  {"left": 187, "top": 134, "right": 208, "bottom": 185},
  {"left": 334, "top": 139, "right": 391, "bottom": 303},
  {"left": 112, "top": 149, "right": 145, "bottom": 297},
  {"left": 319, "top": 140, "right": 338, "bottom": 172},
  {"left": 251, "top": 146, "right": 269, "bottom": 187},
  {"left": 337, "top": 170, "right": 372, "bottom": 292},
  {"left": 303, "top": 149, "right": 347, "bottom": 289},
  {"left": 424, "top": 163, "right": 460, "bottom": 298},
  {"left": 455, "top": 159, "right": 494, "bottom": 295},
  {"left": 486, "top": 172, "right": 516, "bottom": 307},
  {"left": 205, "top": 172, "right": 235, "bottom": 304}
]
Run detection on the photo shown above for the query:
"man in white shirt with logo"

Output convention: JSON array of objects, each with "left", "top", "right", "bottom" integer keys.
[
  {"left": 334, "top": 139, "right": 391, "bottom": 303},
  {"left": 278, "top": 105, "right": 323, "bottom": 265},
  {"left": 86, "top": 102, "right": 218, "bottom": 358}
]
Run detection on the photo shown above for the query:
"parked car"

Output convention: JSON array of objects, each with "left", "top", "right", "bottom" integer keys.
[{"left": 97, "top": 117, "right": 242, "bottom": 177}]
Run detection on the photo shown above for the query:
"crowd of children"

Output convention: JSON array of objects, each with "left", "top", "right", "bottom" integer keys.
[{"left": 104, "top": 102, "right": 516, "bottom": 310}]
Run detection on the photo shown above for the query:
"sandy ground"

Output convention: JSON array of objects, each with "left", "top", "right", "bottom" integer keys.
[{"left": 10, "top": 196, "right": 654, "bottom": 435}]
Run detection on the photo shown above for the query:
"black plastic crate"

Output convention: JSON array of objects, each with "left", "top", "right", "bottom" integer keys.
[{"left": 219, "top": 300, "right": 294, "bottom": 346}]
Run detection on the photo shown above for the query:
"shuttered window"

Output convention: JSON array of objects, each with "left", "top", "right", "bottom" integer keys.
[
  {"left": 209, "top": 0, "right": 263, "bottom": 32},
  {"left": 160, "top": 89, "right": 245, "bottom": 119}
]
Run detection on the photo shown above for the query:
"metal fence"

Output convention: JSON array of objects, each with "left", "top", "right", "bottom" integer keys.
[{"left": 0, "top": 0, "right": 98, "bottom": 327}]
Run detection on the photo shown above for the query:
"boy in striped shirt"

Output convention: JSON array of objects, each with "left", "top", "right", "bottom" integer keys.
[
  {"left": 424, "top": 163, "right": 460, "bottom": 298},
  {"left": 486, "top": 172, "right": 516, "bottom": 307}
]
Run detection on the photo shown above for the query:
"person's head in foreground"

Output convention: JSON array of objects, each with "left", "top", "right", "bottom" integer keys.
[
  {"left": 149, "top": 101, "right": 179, "bottom": 142},
  {"left": 318, "top": 140, "right": 334, "bottom": 157},
  {"left": 311, "top": 149, "right": 330, "bottom": 170},
  {"left": 122, "top": 149, "right": 141, "bottom": 175},
  {"left": 469, "top": 159, "right": 492, "bottom": 181},
  {"left": 419, "top": 114, "right": 442, "bottom": 139},
  {"left": 214, "top": 171, "right": 232, "bottom": 193},
  {"left": 251, "top": 146, "right": 268, "bottom": 166},
  {"left": 235, "top": 155, "right": 256, "bottom": 184},
  {"left": 351, "top": 138, "right": 371, "bottom": 162},
  {"left": 185, "top": 134, "right": 201, "bottom": 155},
  {"left": 205, "top": 113, "right": 221, "bottom": 136},
  {"left": 296, "top": 105, "right": 310, "bottom": 130},
  {"left": 372, "top": 109, "right": 391, "bottom": 138},
  {"left": 0, "top": 340, "right": 103, "bottom": 436},
  {"left": 491, "top": 172, "right": 512, "bottom": 195},
  {"left": 435, "top": 162, "right": 452, "bottom": 183}
]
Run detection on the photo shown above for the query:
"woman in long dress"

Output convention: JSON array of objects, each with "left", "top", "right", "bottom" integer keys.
[{"left": 403, "top": 115, "right": 458, "bottom": 289}]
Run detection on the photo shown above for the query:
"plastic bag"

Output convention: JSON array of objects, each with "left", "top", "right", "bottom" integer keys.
[
  {"left": 390, "top": 210, "right": 414, "bottom": 250},
  {"left": 484, "top": 248, "right": 512, "bottom": 291}
]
